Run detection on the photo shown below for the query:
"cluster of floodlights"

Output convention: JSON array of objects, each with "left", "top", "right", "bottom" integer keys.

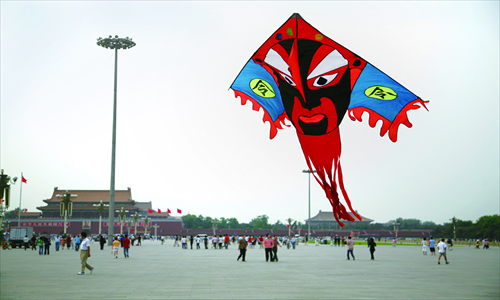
[{"left": 96, "top": 35, "right": 136, "bottom": 50}]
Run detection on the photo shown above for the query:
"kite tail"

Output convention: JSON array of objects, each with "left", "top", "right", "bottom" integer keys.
[{"left": 298, "top": 129, "right": 360, "bottom": 227}]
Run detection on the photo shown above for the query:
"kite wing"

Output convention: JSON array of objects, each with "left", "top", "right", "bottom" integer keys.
[
  {"left": 348, "top": 64, "right": 429, "bottom": 142},
  {"left": 231, "top": 59, "right": 289, "bottom": 139}
]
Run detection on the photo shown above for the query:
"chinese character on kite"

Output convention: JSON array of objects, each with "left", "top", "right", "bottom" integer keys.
[{"left": 230, "top": 13, "right": 429, "bottom": 227}]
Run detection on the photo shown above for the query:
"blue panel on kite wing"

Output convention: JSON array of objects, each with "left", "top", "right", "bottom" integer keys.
[
  {"left": 349, "top": 64, "right": 419, "bottom": 122},
  {"left": 231, "top": 60, "right": 285, "bottom": 122}
]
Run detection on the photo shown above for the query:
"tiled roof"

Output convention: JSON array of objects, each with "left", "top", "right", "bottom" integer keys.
[
  {"left": 43, "top": 187, "right": 133, "bottom": 203},
  {"left": 134, "top": 201, "right": 152, "bottom": 211},
  {"left": 20, "top": 212, "right": 42, "bottom": 217},
  {"left": 308, "top": 210, "right": 373, "bottom": 222}
]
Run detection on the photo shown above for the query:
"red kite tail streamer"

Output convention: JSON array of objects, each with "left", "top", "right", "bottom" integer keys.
[{"left": 297, "top": 129, "right": 361, "bottom": 227}]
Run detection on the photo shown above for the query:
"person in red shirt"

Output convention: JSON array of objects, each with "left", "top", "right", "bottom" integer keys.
[
  {"left": 224, "top": 234, "right": 230, "bottom": 249},
  {"left": 123, "top": 234, "right": 131, "bottom": 258},
  {"left": 263, "top": 234, "right": 274, "bottom": 262}
]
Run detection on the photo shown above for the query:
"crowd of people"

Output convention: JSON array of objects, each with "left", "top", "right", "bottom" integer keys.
[{"left": 2, "top": 229, "right": 496, "bottom": 275}]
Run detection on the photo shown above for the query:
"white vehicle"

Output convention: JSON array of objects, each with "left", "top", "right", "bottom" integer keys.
[{"left": 9, "top": 227, "right": 34, "bottom": 248}]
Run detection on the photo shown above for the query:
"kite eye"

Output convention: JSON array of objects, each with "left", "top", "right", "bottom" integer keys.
[
  {"left": 281, "top": 73, "right": 296, "bottom": 86},
  {"left": 312, "top": 73, "right": 338, "bottom": 87}
]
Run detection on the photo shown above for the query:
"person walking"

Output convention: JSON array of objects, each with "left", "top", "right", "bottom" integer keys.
[
  {"left": 43, "top": 236, "right": 50, "bottom": 255},
  {"left": 99, "top": 235, "right": 106, "bottom": 250},
  {"left": 272, "top": 235, "right": 282, "bottom": 262},
  {"left": 190, "top": 235, "right": 194, "bottom": 249},
  {"left": 224, "top": 234, "right": 230, "bottom": 249},
  {"left": 77, "top": 232, "right": 94, "bottom": 275},
  {"left": 31, "top": 235, "right": 37, "bottom": 251},
  {"left": 237, "top": 234, "right": 248, "bottom": 262},
  {"left": 123, "top": 234, "right": 130, "bottom": 258},
  {"left": 23, "top": 235, "right": 30, "bottom": 251},
  {"left": 422, "top": 237, "right": 428, "bottom": 255},
  {"left": 74, "top": 235, "right": 81, "bottom": 251},
  {"left": 346, "top": 236, "right": 355, "bottom": 260},
  {"left": 368, "top": 237, "right": 376, "bottom": 260},
  {"left": 66, "top": 236, "right": 71, "bottom": 250},
  {"left": 113, "top": 237, "right": 120, "bottom": 258},
  {"left": 429, "top": 236, "right": 436, "bottom": 255},
  {"left": 196, "top": 236, "right": 201, "bottom": 249},
  {"left": 55, "top": 235, "right": 61, "bottom": 251},
  {"left": 264, "top": 234, "right": 274, "bottom": 262},
  {"left": 437, "top": 238, "right": 449, "bottom": 265}
]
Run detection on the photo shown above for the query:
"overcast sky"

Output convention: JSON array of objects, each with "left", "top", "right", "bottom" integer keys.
[{"left": 1, "top": 1, "right": 498, "bottom": 225}]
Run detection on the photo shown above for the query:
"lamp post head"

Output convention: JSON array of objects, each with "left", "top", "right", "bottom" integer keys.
[{"left": 97, "top": 35, "right": 136, "bottom": 50}]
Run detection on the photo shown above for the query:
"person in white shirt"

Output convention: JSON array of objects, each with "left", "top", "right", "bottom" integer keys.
[
  {"left": 437, "top": 238, "right": 449, "bottom": 265},
  {"left": 23, "top": 235, "right": 30, "bottom": 251},
  {"left": 77, "top": 232, "right": 94, "bottom": 275},
  {"left": 196, "top": 236, "right": 201, "bottom": 249}
]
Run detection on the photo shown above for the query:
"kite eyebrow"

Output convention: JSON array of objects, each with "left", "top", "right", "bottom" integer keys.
[
  {"left": 307, "top": 50, "right": 348, "bottom": 80},
  {"left": 264, "top": 48, "right": 292, "bottom": 76}
]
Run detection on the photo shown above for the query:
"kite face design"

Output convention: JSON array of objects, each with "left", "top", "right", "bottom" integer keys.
[{"left": 231, "top": 13, "right": 428, "bottom": 226}]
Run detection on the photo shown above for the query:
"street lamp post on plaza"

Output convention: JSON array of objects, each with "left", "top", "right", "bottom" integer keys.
[
  {"left": 117, "top": 207, "right": 129, "bottom": 235},
  {"left": 286, "top": 218, "right": 293, "bottom": 237},
  {"left": 152, "top": 224, "right": 160, "bottom": 239},
  {"left": 302, "top": 169, "right": 317, "bottom": 241},
  {"left": 212, "top": 219, "right": 218, "bottom": 236},
  {"left": 450, "top": 216, "right": 457, "bottom": 241},
  {"left": 143, "top": 216, "right": 150, "bottom": 235},
  {"left": 93, "top": 200, "right": 109, "bottom": 235},
  {"left": 96, "top": 35, "right": 136, "bottom": 245},
  {"left": 132, "top": 212, "right": 140, "bottom": 235},
  {"left": 56, "top": 191, "right": 77, "bottom": 235},
  {"left": 0, "top": 169, "right": 17, "bottom": 231}
]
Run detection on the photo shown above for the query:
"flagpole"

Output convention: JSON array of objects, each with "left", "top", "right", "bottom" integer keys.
[{"left": 18, "top": 172, "right": 23, "bottom": 227}]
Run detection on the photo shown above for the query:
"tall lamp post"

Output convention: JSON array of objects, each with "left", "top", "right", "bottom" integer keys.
[
  {"left": 394, "top": 222, "right": 400, "bottom": 239},
  {"left": 96, "top": 35, "right": 136, "bottom": 245},
  {"left": 117, "top": 207, "right": 129, "bottom": 235},
  {"left": 286, "top": 218, "right": 293, "bottom": 237},
  {"left": 132, "top": 212, "right": 140, "bottom": 235},
  {"left": 57, "top": 190, "right": 77, "bottom": 235},
  {"left": 302, "top": 169, "right": 316, "bottom": 241},
  {"left": 143, "top": 216, "right": 150, "bottom": 235},
  {"left": 450, "top": 216, "right": 457, "bottom": 240},
  {"left": 212, "top": 219, "right": 218, "bottom": 236},
  {"left": 93, "top": 200, "right": 109, "bottom": 235},
  {"left": 0, "top": 169, "right": 17, "bottom": 230}
]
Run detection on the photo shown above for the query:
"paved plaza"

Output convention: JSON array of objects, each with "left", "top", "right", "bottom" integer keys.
[{"left": 1, "top": 240, "right": 498, "bottom": 299}]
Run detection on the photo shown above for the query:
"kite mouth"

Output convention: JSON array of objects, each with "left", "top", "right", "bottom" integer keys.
[
  {"left": 298, "top": 114, "right": 328, "bottom": 135},
  {"left": 299, "top": 114, "right": 325, "bottom": 123}
]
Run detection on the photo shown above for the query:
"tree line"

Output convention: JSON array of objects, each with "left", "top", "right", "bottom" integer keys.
[
  {"left": 431, "top": 215, "right": 499, "bottom": 241},
  {"left": 181, "top": 214, "right": 292, "bottom": 230}
]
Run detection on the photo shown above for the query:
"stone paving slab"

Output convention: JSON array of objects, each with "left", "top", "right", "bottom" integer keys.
[{"left": 1, "top": 241, "right": 498, "bottom": 299}]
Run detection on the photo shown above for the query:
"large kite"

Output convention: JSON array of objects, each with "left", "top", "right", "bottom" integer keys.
[{"left": 230, "top": 13, "right": 428, "bottom": 226}]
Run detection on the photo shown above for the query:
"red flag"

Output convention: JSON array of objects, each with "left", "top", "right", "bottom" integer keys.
[
  {"left": 287, "top": 224, "right": 290, "bottom": 228},
  {"left": 167, "top": 208, "right": 171, "bottom": 214},
  {"left": 15, "top": 209, "right": 17, "bottom": 215},
  {"left": 22, "top": 176, "right": 27, "bottom": 183},
  {"left": 158, "top": 208, "right": 161, "bottom": 213},
  {"left": 148, "top": 208, "right": 153, "bottom": 213},
  {"left": 177, "top": 208, "right": 182, "bottom": 214},
  {"left": 24, "top": 208, "right": 28, "bottom": 212}
]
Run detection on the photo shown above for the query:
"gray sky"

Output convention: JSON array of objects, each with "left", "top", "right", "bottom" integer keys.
[{"left": 1, "top": 1, "right": 498, "bottom": 225}]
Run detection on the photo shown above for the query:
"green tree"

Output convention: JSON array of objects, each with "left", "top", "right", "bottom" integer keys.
[
  {"left": 181, "top": 214, "right": 199, "bottom": 229},
  {"left": 4, "top": 208, "right": 21, "bottom": 219},
  {"left": 474, "top": 215, "right": 500, "bottom": 240},
  {"left": 249, "top": 215, "right": 269, "bottom": 229},
  {"left": 227, "top": 218, "right": 239, "bottom": 229}
]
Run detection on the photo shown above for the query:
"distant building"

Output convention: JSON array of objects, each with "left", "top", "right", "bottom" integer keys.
[
  {"left": 6, "top": 187, "right": 182, "bottom": 236},
  {"left": 37, "top": 187, "right": 143, "bottom": 219},
  {"left": 306, "top": 210, "right": 373, "bottom": 229}
]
